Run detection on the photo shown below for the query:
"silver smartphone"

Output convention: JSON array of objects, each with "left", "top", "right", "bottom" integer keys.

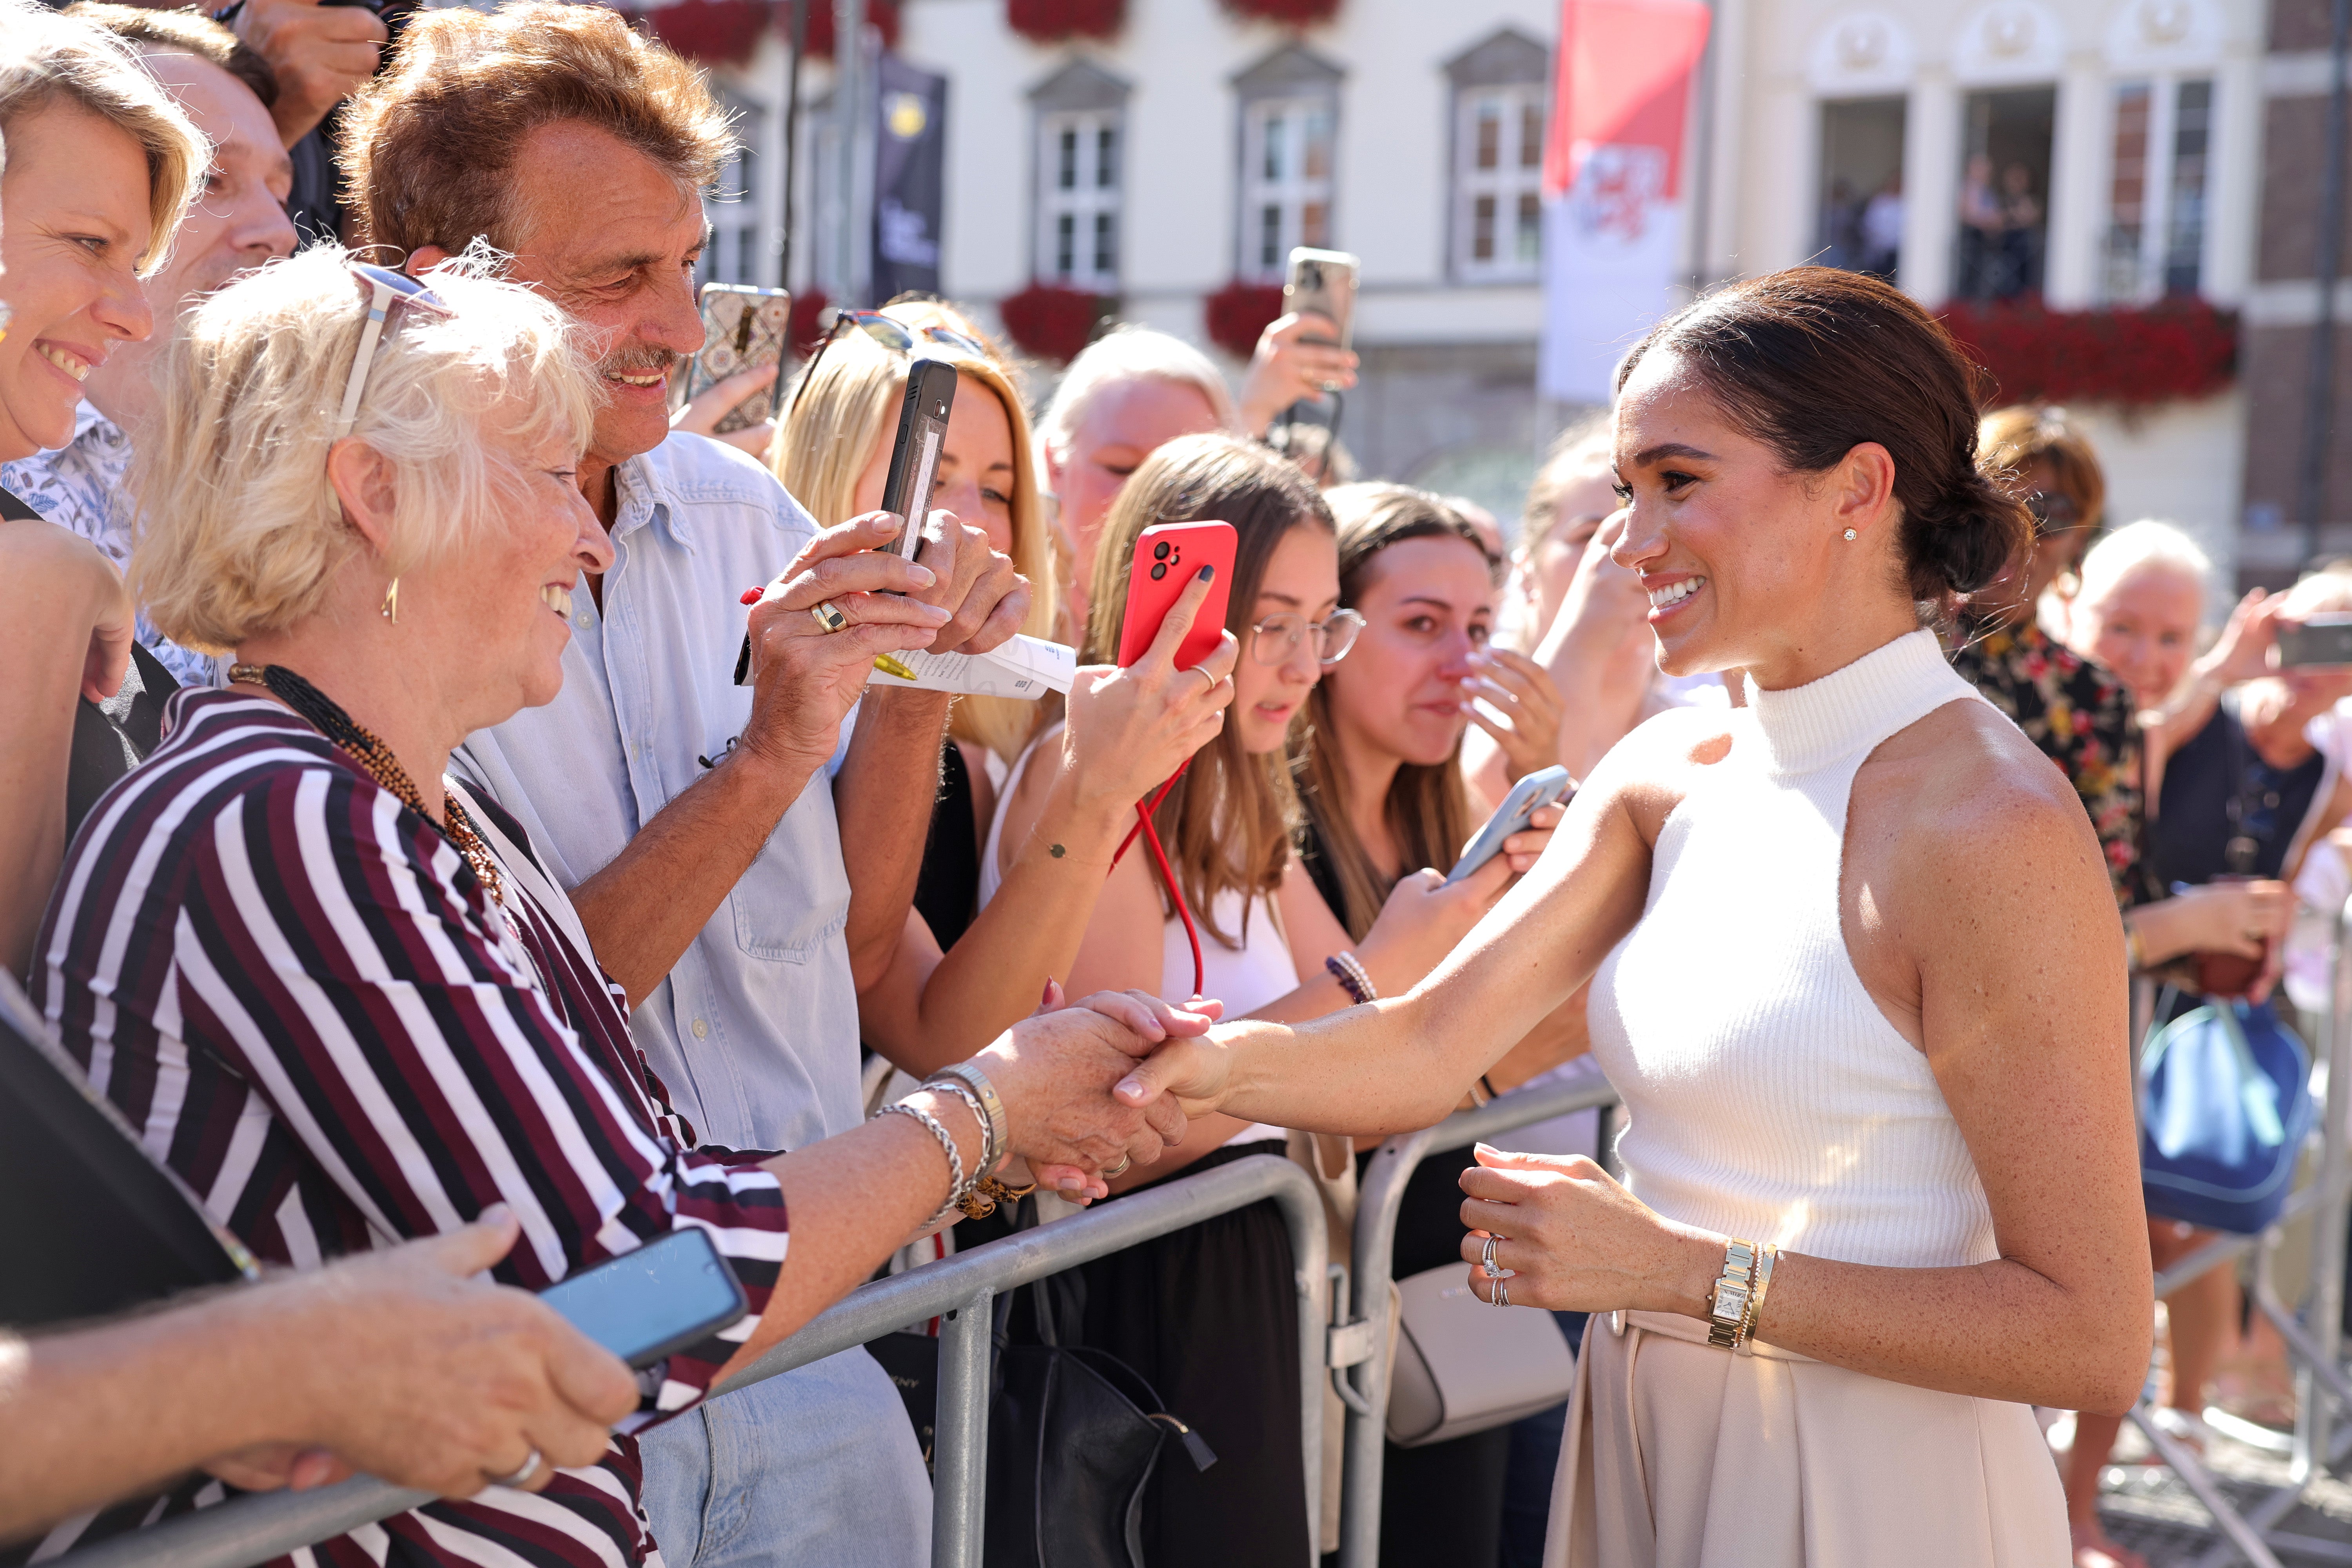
[
  {"left": 1284, "top": 247, "right": 1359, "bottom": 353},
  {"left": 539, "top": 1228, "right": 748, "bottom": 1369},
  {"left": 1446, "top": 766, "right": 1572, "bottom": 885}
]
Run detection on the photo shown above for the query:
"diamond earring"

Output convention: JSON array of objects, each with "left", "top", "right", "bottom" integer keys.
[{"left": 1842, "top": 528, "right": 1857, "bottom": 541}]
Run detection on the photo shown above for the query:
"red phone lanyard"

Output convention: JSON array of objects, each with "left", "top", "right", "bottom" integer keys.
[{"left": 1107, "top": 762, "right": 1205, "bottom": 1000}]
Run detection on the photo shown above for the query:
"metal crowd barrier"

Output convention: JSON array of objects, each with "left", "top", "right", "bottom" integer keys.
[
  {"left": 46, "top": 1154, "right": 1329, "bottom": 1568},
  {"left": 2127, "top": 896, "right": 2352, "bottom": 1568},
  {"left": 1330, "top": 1072, "right": 1624, "bottom": 1568}
]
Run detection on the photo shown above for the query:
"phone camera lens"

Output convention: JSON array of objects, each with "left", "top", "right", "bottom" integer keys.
[
  {"left": 1153, "top": 542, "right": 1171, "bottom": 561},
  {"left": 1150, "top": 562, "right": 1168, "bottom": 581}
]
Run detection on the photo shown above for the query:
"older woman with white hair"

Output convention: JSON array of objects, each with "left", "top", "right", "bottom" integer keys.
[
  {"left": 31, "top": 245, "right": 1198, "bottom": 1568},
  {"left": 0, "top": 0, "right": 202, "bottom": 977},
  {"left": 2057, "top": 522, "right": 2352, "bottom": 1568}
]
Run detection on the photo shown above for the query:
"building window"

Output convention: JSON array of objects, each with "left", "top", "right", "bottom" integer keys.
[
  {"left": 1453, "top": 84, "right": 1544, "bottom": 281},
  {"left": 1036, "top": 110, "right": 1121, "bottom": 290},
  {"left": 1817, "top": 97, "right": 1906, "bottom": 282},
  {"left": 700, "top": 96, "right": 764, "bottom": 287},
  {"left": 2103, "top": 77, "right": 2214, "bottom": 301},
  {"left": 1443, "top": 27, "right": 1549, "bottom": 285},
  {"left": 1242, "top": 97, "right": 1336, "bottom": 281},
  {"left": 1953, "top": 87, "right": 2054, "bottom": 302}
]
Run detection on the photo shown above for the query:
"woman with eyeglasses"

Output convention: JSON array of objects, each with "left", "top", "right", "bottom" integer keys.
[
  {"left": 769, "top": 301, "right": 1236, "bottom": 1085},
  {"left": 983, "top": 435, "right": 1517, "bottom": 1565},
  {"left": 32, "top": 245, "right": 1201, "bottom": 1567},
  {"left": 0, "top": 9, "right": 202, "bottom": 978},
  {"left": 1949, "top": 405, "right": 2154, "bottom": 907}
]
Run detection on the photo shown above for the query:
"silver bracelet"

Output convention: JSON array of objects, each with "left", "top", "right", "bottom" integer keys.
[
  {"left": 925, "top": 1078, "right": 998, "bottom": 1178},
  {"left": 929, "top": 1061, "right": 1008, "bottom": 1177},
  {"left": 877, "top": 1099, "right": 968, "bottom": 1230}
]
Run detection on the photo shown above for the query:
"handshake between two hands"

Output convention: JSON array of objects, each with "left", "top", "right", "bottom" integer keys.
[{"left": 976, "top": 983, "right": 1239, "bottom": 1201}]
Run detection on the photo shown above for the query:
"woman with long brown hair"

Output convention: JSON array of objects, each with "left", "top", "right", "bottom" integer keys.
[
  {"left": 1115, "top": 269, "right": 2152, "bottom": 1566},
  {"left": 984, "top": 434, "right": 1536, "bottom": 1563}
]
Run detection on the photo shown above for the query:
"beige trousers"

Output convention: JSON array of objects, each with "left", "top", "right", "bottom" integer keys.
[{"left": 1543, "top": 1310, "right": 2068, "bottom": 1567}]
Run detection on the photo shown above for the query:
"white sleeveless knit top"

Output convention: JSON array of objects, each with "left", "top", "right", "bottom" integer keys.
[{"left": 1586, "top": 630, "right": 1999, "bottom": 1269}]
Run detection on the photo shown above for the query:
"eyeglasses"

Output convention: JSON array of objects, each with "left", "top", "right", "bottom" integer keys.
[
  {"left": 1250, "top": 608, "right": 1365, "bottom": 667},
  {"left": 2025, "top": 490, "right": 2081, "bottom": 537},
  {"left": 333, "top": 263, "right": 447, "bottom": 441},
  {"left": 786, "top": 307, "right": 989, "bottom": 424}
]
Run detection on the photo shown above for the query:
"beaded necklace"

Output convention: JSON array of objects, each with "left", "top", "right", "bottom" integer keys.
[{"left": 228, "top": 662, "right": 507, "bottom": 907}]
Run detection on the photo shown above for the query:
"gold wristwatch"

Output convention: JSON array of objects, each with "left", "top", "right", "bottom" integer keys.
[{"left": 1706, "top": 1238, "right": 1759, "bottom": 1349}]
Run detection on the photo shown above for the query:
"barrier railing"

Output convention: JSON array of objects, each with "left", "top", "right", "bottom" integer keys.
[
  {"left": 47, "top": 1153, "right": 1328, "bottom": 1568},
  {"left": 1331, "top": 1072, "right": 1623, "bottom": 1568},
  {"left": 2123, "top": 896, "right": 2352, "bottom": 1568}
]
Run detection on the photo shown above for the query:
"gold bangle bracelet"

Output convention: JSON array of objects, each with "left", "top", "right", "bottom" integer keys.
[{"left": 1737, "top": 1243, "right": 1779, "bottom": 1356}]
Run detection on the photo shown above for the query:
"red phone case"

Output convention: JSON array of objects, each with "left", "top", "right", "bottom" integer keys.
[{"left": 1118, "top": 522, "right": 1236, "bottom": 670}]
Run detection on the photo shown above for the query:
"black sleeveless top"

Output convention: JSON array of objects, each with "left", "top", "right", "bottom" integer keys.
[
  {"left": 2153, "top": 701, "right": 2327, "bottom": 887},
  {"left": 0, "top": 486, "right": 181, "bottom": 846},
  {"left": 913, "top": 739, "right": 983, "bottom": 949}
]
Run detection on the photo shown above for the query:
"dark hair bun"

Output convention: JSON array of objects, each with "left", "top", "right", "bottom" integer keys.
[{"left": 1617, "top": 267, "right": 2031, "bottom": 606}]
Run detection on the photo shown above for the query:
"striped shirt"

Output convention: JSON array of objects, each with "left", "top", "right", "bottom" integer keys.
[{"left": 29, "top": 690, "right": 791, "bottom": 1568}]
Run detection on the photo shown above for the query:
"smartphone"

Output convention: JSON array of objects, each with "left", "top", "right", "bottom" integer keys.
[
  {"left": 539, "top": 1228, "right": 748, "bottom": 1370},
  {"left": 1284, "top": 247, "right": 1359, "bottom": 353},
  {"left": 679, "top": 283, "right": 792, "bottom": 434},
  {"left": 2277, "top": 613, "right": 2352, "bottom": 667},
  {"left": 1446, "top": 766, "right": 1573, "bottom": 886},
  {"left": 1118, "top": 521, "right": 1237, "bottom": 670},
  {"left": 880, "top": 359, "right": 959, "bottom": 561}
]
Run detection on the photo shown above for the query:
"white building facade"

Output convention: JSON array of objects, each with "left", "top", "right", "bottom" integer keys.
[{"left": 695, "top": 0, "right": 2265, "bottom": 562}]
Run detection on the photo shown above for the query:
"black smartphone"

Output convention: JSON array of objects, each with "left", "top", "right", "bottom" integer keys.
[
  {"left": 2277, "top": 613, "right": 2352, "bottom": 667},
  {"left": 880, "top": 359, "right": 958, "bottom": 561},
  {"left": 538, "top": 1228, "right": 748, "bottom": 1369}
]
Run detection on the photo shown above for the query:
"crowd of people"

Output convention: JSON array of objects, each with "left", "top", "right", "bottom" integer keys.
[{"left": 0, "top": 3, "right": 2341, "bottom": 1568}]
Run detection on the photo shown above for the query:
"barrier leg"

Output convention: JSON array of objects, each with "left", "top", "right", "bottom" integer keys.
[
  {"left": 2132, "top": 1403, "right": 2289, "bottom": 1568},
  {"left": 2301, "top": 912, "right": 2352, "bottom": 1482},
  {"left": 931, "top": 1287, "right": 993, "bottom": 1568}
]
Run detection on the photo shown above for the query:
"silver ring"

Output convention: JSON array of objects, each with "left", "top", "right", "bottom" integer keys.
[
  {"left": 489, "top": 1446, "right": 544, "bottom": 1488},
  {"left": 1492, "top": 1278, "right": 1510, "bottom": 1309},
  {"left": 1197, "top": 666, "right": 1219, "bottom": 695},
  {"left": 1480, "top": 1233, "right": 1504, "bottom": 1279},
  {"left": 1103, "top": 1154, "right": 1132, "bottom": 1178},
  {"left": 809, "top": 601, "right": 849, "bottom": 634}
]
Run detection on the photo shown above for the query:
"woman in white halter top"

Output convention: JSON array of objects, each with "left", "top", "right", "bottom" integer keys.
[{"left": 1113, "top": 269, "right": 2152, "bottom": 1567}]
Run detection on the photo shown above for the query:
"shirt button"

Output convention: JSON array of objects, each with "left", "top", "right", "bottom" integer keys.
[
  {"left": 692, "top": 1018, "right": 709, "bottom": 1039},
  {"left": 575, "top": 612, "right": 592, "bottom": 628}
]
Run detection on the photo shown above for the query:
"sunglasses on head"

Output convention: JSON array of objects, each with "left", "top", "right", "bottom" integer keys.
[
  {"left": 333, "top": 263, "right": 449, "bottom": 441},
  {"left": 786, "top": 308, "right": 989, "bottom": 424},
  {"left": 2025, "top": 490, "right": 2080, "bottom": 537}
]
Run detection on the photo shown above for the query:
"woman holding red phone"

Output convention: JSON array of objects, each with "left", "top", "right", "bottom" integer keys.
[{"left": 985, "top": 434, "right": 1525, "bottom": 1565}]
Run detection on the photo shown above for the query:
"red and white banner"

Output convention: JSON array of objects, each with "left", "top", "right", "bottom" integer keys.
[{"left": 1539, "top": 0, "right": 1712, "bottom": 403}]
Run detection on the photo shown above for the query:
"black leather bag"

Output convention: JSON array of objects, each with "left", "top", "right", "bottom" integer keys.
[{"left": 984, "top": 1277, "right": 1216, "bottom": 1568}]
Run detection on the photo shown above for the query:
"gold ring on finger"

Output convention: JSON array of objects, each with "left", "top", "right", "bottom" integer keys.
[
  {"left": 810, "top": 601, "right": 849, "bottom": 634},
  {"left": 1104, "top": 1154, "right": 1132, "bottom": 1178}
]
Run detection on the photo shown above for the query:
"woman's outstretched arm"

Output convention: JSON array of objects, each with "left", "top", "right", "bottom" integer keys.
[{"left": 1115, "top": 710, "right": 1684, "bottom": 1132}]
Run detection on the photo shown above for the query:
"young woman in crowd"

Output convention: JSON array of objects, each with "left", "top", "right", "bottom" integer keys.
[
  {"left": 34, "top": 246, "right": 1198, "bottom": 1566},
  {"left": 770, "top": 303, "right": 1234, "bottom": 1073},
  {"left": 1114, "top": 268, "right": 2152, "bottom": 1567},
  {"left": 984, "top": 434, "right": 1543, "bottom": 1565},
  {"left": 2048, "top": 523, "right": 2334, "bottom": 1568},
  {"left": 0, "top": 9, "right": 198, "bottom": 978},
  {"left": 1291, "top": 481, "right": 1580, "bottom": 1566},
  {"left": 1951, "top": 405, "right": 2152, "bottom": 907}
]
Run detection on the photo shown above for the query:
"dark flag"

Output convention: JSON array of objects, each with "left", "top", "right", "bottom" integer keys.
[{"left": 873, "top": 54, "right": 948, "bottom": 299}]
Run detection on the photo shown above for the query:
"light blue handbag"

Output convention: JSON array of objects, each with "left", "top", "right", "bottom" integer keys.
[{"left": 2139, "top": 995, "right": 2314, "bottom": 1235}]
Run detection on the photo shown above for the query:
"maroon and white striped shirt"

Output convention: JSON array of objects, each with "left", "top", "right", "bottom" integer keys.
[{"left": 30, "top": 690, "right": 791, "bottom": 1568}]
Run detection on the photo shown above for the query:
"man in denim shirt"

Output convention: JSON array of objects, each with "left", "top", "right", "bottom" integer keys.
[{"left": 344, "top": 7, "right": 1032, "bottom": 1563}]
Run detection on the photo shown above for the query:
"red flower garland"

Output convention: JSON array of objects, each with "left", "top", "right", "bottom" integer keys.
[
  {"left": 1940, "top": 296, "right": 2238, "bottom": 408},
  {"left": 1007, "top": 0, "right": 1123, "bottom": 42},
  {"left": 1220, "top": 0, "right": 1340, "bottom": 22},
  {"left": 1205, "top": 280, "right": 1285, "bottom": 359},
  {"left": 998, "top": 283, "right": 1116, "bottom": 363},
  {"left": 629, "top": 0, "right": 772, "bottom": 65}
]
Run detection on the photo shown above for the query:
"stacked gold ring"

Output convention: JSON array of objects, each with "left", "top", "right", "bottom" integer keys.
[{"left": 810, "top": 601, "right": 849, "bottom": 633}]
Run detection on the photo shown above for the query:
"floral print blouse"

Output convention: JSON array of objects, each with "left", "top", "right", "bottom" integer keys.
[{"left": 1950, "top": 617, "right": 2154, "bottom": 909}]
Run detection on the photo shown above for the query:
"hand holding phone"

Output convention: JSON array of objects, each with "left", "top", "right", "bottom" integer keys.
[
  {"left": 2275, "top": 613, "right": 2352, "bottom": 667},
  {"left": 678, "top": 284, "right": 792, "bottom": 435},
  {"left": 1447, "top": 766, "right": 1573, "bottom": 886},
  {"left": 1118, "top": 522, "right": 1238, "bottom": 670},
  {"left": 881, "top": 360, "right": 958, "bottom": 560}
]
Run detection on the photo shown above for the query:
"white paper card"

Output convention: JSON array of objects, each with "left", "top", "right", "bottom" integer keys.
[{"left": 866, "top": 633, "right": 1077, "bottom": 700}]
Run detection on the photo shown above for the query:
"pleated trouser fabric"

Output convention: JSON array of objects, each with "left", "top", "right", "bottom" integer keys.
[{"left": 1542, "top": 1310, "right": 2067, "bottom": 1567}]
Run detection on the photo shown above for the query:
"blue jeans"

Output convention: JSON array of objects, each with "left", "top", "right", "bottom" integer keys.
[{"left": 638, "top": 1347, "right": 930, "bottom": 1568}]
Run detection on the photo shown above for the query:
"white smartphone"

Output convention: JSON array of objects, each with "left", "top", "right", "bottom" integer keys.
[{"left": 1446, "top": 766, "right": 1572, "bottom": 886}]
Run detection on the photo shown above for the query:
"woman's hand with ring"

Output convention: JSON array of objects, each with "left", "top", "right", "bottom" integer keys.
[
  {"left": 1062, "top": 567, "right": 1239, "bottom": 819},
  {"left": 1457, "top": 1144, "right": 1721, "bottom": 1316}
]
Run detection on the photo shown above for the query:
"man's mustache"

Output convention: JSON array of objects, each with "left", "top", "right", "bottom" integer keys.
[{"left": 597, "top": 346, "right": 680, "bottom": 378}]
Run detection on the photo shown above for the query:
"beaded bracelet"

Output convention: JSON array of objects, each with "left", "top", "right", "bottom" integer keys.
[
  {"left": 877, "top": 1099, "right": 969, "bottom": 1232},
  {"left": 1325, "top": 951, "right": 1377, "bottom": 1007}
]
